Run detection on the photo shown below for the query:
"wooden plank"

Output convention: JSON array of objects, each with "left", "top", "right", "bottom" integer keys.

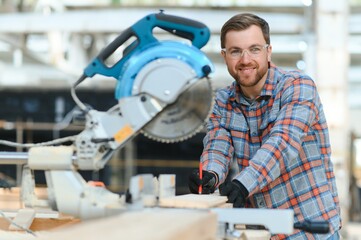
[
  {"left": 0, "top": 187, "right": 48, "bottom": 210},
  {"left": 35, "top": 209, "right": 217, "bottom": 240},
  {"left": 159, "top": 194, "right": 228, "bottom": 209},
  {"left": 0, "top": 230, "right": 37, "bottom": 240},
  {"left": 0, "top": 213, "right": 80, "bottom": 232},
  {"left": 0, "top": 188, "right": 24, "bottom": 209}
]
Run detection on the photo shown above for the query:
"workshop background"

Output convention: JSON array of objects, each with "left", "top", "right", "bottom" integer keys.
[{"left": 0, "top": 0, "right": 360, "bottom": 238}]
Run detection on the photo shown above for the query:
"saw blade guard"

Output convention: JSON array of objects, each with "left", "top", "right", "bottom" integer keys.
[
  {"left": 115, "top": 41, "right": 214, "bottom": 99},
  {"left": 82, "top": 11, "right": 213, "bottom": 97}
]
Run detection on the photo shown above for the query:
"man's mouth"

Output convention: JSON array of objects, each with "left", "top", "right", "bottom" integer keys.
[{"left": 240, "top": 67, "right": 255, "bottom": 74}]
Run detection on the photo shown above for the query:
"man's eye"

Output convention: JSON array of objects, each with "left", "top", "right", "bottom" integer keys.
[
  {"left": 250, "top": 47, "right": 261, "bottom": 53},
  {"left": 230, "top": 50, "right": 241, "bottom": 56}
]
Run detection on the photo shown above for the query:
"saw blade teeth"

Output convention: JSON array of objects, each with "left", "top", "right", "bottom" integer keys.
[
  {"left": 140, "top": 110, "right": 210, "bottom": 144},
  {"left": 141, "top": 77, "right": 215, "bottom": 144}
]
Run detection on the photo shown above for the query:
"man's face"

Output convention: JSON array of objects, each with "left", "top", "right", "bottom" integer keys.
[{"left": 221, "top": 25, "right": 272, "bottom": 88}]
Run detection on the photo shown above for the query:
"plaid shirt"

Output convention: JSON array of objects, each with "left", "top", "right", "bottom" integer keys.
[{"left": 201, "top": 63, "right": 341, "bottom": 239}]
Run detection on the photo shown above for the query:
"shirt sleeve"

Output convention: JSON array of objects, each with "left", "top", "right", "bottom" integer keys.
[
  {"left": 235, "top": 76, "right": 320, "bottom": 195},
  {"left": 200, "top": 92, "right": 234, "bottom": 185}
]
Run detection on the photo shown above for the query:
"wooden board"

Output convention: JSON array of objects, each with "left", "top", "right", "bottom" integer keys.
[
  {"left": 159, "top": 194, "right": 228, "bottom": 209},
  {"left": 0, "top": 230, "right": 37, "bottom": 240},
  {"left": 0, "top": 188, "right": 24, "bottom": 209},
  {"left": 0, "top": 213, "right": 80, "bottom": 232},
  {"left": 35, "top": 209, "right": 217, "bottom": 240}
]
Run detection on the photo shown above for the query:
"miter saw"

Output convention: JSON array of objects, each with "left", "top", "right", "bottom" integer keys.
[{"left": 17, "top": 11, "right": 215, "bottom": 219}]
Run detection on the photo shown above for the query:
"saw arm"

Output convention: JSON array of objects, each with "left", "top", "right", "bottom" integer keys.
[{"left": 70, "top": 12, "right": 214, "bottom": 171}]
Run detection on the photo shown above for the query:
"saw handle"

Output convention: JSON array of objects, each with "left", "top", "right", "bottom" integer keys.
[
  {"left": 153, "top": 12, "right": 210, "bottom": 49},
  {"left": 96, "top": 12, "right": 209, "bottom": 62},
  {"left": 97, "top": 27, "right": 134, "bottom": 61},
  {"left": 83, "top": 26, "right": 136, "bottom": 78},
  {"left": 294, "top": 220, "right": 329, "bottom": 234},
  {"left": 83, "top": 12, "right": 210, "bottom": 78}
]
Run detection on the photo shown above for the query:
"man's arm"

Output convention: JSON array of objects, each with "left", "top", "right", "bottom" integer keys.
[{"left": 200, "top": 90, "right": 236, "bottom": 185}]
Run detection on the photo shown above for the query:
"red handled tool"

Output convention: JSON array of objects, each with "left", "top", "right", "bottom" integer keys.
[{"left": 198, "top": 162, "right": 203, "bottom": 194}]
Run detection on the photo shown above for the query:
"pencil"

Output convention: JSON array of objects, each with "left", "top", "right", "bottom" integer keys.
[{"left": 198, "top": 162, "right": 203, "bottom": 194}]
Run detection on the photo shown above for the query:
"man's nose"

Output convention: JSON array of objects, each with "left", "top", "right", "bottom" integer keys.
[{"left": 239, "top": 50, "right": 252, "bottom": 62}]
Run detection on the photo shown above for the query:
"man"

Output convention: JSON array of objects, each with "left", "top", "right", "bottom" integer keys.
[{"left": 189, "top": 13, "right": 341, "bottom": 239}]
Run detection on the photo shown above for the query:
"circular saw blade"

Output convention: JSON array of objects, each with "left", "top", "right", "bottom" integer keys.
[{"left": 141, "top": 78, "right": 214, "bottom": 143}]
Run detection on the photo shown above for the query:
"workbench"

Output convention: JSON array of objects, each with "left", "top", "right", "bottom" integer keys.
[
  {"left": 0, "top": 188, "right": 271, "bottom": 240},
  {"left": 0, "top": 188, "right": 218, "bottom": 240}
]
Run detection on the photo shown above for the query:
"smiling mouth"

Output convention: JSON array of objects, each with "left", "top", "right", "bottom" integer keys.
[{"left": 240, "top": 67, "right": 255, "bottom": 73}]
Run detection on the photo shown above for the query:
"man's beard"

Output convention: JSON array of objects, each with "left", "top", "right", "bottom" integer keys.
[{"left": 230, "top": 62, "right": 268, "bottom": 88}]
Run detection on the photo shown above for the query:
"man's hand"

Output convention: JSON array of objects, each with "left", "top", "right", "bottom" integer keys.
[
  {"left": 219, "top": 180, "right": 248, "bottom": 208},
  {"left": 188, "top": 169, "right": 218, "bottom": 194}
]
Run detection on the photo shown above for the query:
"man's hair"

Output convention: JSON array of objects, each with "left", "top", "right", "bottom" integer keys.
[{"left": 220, "top": 13, "right": 270, "bottom": 48}]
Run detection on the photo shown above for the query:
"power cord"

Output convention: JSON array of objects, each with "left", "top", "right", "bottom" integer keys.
[{"left": 0, "top": 135, "right": 77, "bottom": 148}]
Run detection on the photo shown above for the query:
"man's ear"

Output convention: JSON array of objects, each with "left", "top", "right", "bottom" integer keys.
[
  {"left": 221, "top": 50, "right": 226, "bottom": 61},
  {"left": 267, "top": 45, "right": 272, "bottom": 62}
]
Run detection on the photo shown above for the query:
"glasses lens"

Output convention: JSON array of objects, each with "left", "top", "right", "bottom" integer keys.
[{"left": 224, "top": 44, "right": 267, "bottom": 59}]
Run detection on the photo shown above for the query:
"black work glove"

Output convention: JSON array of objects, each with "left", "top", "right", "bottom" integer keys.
[
  {"left": 188, "top": 169, "right": 218, "bottom": 194},
  {"left": 219, "top": 180, "right": 249, "bottom": 208}
]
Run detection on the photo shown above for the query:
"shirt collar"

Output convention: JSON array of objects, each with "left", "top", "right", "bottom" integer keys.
[
  {"left": 229, "top": 62, "right": 278, "bottom": 103},
  {"left": 260, "top": 62, "right": 278, "bottom": 97}
]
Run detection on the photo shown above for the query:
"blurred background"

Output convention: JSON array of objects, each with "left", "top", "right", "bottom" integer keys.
[{"left": 0, "top": 0, "right": 360, "bottom": 238}]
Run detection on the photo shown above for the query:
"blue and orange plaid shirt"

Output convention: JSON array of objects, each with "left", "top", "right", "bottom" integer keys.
[{"left": 201, "top": 63, "right": 341, "bottom": 239}]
